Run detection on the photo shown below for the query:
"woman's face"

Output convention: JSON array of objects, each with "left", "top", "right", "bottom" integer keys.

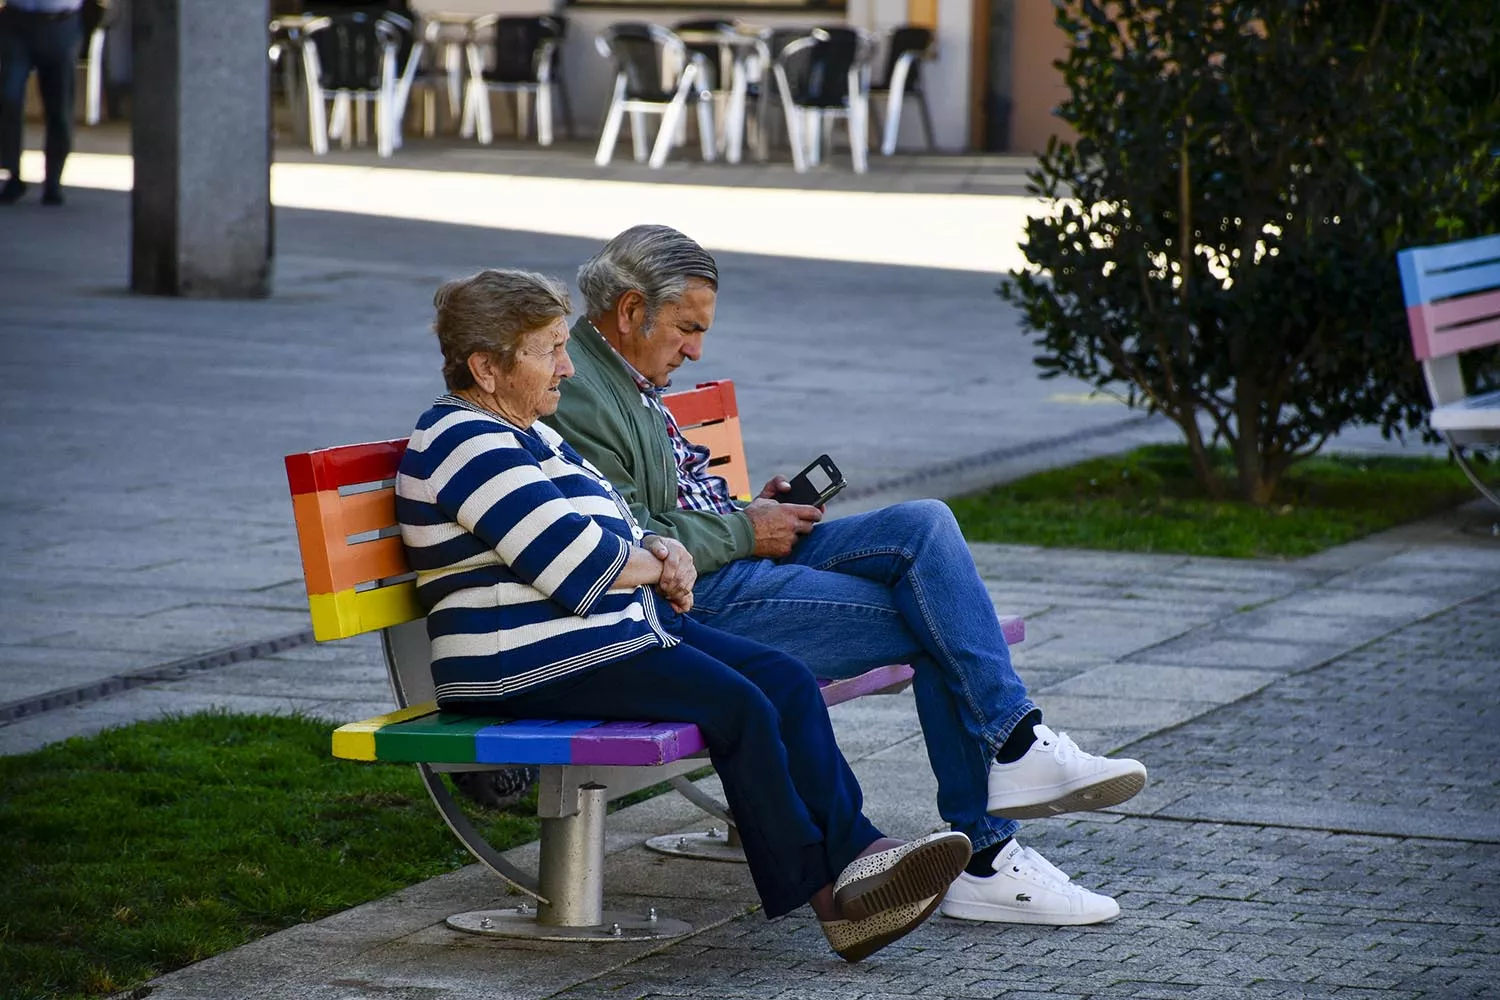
[{"left": 485, "top": 318, "right": 574, "bottom": 424}]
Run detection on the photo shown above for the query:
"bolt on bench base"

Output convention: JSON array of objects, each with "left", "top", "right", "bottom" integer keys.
[
  {"left": 447, "top": 907, "right": 693, "bottom": 942},
  {"left": 645, "top": 827, "right": 748, "bottom": 864}
]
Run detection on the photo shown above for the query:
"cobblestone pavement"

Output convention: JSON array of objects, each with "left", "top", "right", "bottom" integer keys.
[
  {"left": 546, "top": 592, "right": 1500, "bottom": 1000},
  {"left": 135, "top": 509, "right": 1500, "bottom": 1000}
]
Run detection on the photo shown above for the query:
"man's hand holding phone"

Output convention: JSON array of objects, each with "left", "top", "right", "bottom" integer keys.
[
  {"left": 745, "top": 456, "right": 846, "bottom": 558},
  {"left": 745, "top": 495, "right": 820, "bottom": 558}
]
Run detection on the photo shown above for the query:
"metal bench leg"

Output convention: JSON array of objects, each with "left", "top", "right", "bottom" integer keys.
[
  {"left": 645, "top": 775, "right": 747, "bottom": 863},
  {"left": 447, "top": 774, "right": 693, "bottom": 942},
  {"left": 1447, "top": 433, "right": 1500, "bottom": 508}
]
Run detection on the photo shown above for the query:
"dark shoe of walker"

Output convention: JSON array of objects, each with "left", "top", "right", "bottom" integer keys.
[{"left": 0, "top": 178, "right": 26, "bottom": 204}]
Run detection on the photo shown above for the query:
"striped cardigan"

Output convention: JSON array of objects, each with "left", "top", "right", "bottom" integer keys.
[{"left": 395, "top": 395, "right": 678, "bottom": 705}]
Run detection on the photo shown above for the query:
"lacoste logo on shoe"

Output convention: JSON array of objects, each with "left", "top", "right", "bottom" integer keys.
[{"left": 1016, "top": 894, "right": 1031, "bottom": 902}]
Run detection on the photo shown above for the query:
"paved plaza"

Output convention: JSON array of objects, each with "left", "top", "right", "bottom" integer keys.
[{"left": 2, "top": 127, "right": 1497, "bottom": 998}]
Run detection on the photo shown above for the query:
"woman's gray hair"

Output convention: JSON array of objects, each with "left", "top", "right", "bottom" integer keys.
[
  {"left": 431, "top": 268, "right": 572, "bottom": 390},
  {"left": 577, "top": 224, "right": 718, "bottom": 332}
]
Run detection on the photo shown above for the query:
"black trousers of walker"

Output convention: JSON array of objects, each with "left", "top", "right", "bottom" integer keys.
[
  {"left": 0, "top": 7, "right": 82, "bottom": 189},
  {"left": 449, "top": 609, "right": 885, "bottom": 919}
]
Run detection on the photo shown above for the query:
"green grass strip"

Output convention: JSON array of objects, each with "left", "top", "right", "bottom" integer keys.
[
  {"left": 947, "top": 444, "right": 1480, "bottom": 559},
  {"left": 0, "top": 711, "right": 540, "bottom": 1000}
]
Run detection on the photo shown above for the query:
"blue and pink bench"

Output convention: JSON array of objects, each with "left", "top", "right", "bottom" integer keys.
[
  {"left": 1398, "top": 232, "right": 1500, "bottom": 506},
  {"left": 285, "top": 378, "right": 1024, "bottom": 941}
]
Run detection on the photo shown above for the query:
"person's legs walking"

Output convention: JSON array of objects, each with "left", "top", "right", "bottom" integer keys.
[
  {"left": 31, "top": 11, "right": 82, "bottom": 201},
  {"left": 0, "top": 9, "right": 34, "bottom": 201}
]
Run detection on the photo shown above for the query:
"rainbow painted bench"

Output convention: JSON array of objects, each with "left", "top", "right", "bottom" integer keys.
[
  {"left": 1397, "top": 233, "right": 1500, "bottom": 506},
  {"left": 286, "top": 378, "right": 1024, "bottom": 942}
]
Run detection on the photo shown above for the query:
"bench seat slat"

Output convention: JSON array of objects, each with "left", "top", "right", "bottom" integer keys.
[
  {"left": 1430, "top": 388, "right": 1500, "bottom": 433},
  {"left": 475, "top": 718, "right": 612, "bottom": 764},
  {"left": 569, "top": 720, "right": 709, "bottom": 766},
  {"left": 373, "top": 712, "right": 493, "bottom": 763}
]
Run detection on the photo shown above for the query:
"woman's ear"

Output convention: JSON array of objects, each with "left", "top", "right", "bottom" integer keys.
[{"left": 466, "top": 352, "right": 499, "bottom": 394}]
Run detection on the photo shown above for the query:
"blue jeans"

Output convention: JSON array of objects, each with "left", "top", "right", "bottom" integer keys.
[
  {"left": 448, "top": 611, "right": 883, "bottom": 920},
  {"left": 0, "top": 7, "right": 81, "bottom": 186},
  {"left": 690, "top": 499, "right": 1037, "bottom": 850}
]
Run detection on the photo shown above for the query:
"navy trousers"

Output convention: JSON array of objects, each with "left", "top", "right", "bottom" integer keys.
[
  {"left": 451, "top": 610, "right": 884, "bottom": 919},
  {"left": 0, "top": 7, "right": 82, "bottom": 187}
]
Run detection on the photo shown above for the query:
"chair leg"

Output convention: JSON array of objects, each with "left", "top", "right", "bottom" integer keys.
[
  {"left": 423, "top": 90, "right": 436, "bottom": 138},
  {"left": 85, "top": 29, "right": 105, "bottom": 125},
  {"left": 459, "top": 80, "right": 476, "bottom": 138},
  {"left": 881, "top": 92, "right": 903, "bottom": 156},
  {"left": 916, "top": 89, "right": 936, "bottom": 150},
  {"left": 445, "top": 44, "right": 464, "bottom": 121},
  {"left": 351, "top": 96, "right": 366, "bottom": 148},
  {"left": 594, "top": 78, "right": 627, "bottom": 166},
  {"left": 516, "top": 90, "right": 531, "bottom": 141},
  {"left": 696, "top": 97, "right": 716, "bottom": 162},
  {"left": 476, "top": 87, "right": 494, "bottom": 145},
  {"left": 537, "top": 84, "right": 554, "bottom": 147},
  {"left": 806, "top": 110, "right": 822, "bottom": 166},
  {"left": 774, "top": 67, "right": 806, "bottom": 173},
  {"left": 725, "top": 64, "right": 748, "bottom": 164},
  {"left": 651, "top": 106, "right": 685, "bottom": 169},
  {"left": 329, "top": 93, "right": 350, "bottom": 146},
  {"left": 629, "top": 111, "right": 649, "bottom": 163},
  {"left": 850, "top": 97, "right": 869, "bottom": 174},
  {"left": 556, "top": 76, "right": 576, "bottom": 140},
  {"left": 305, "top": 82, "right": 329, "bottom": 156}
]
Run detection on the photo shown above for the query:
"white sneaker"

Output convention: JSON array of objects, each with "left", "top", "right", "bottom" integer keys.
[
  {"left": 939, "top": 840, "right": 1120, "bottom": 926},
  {"left": 987, "top": 724, "right": 1147, "bottom": 819}
]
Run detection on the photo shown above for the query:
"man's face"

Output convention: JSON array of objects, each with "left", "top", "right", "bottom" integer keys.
[{"left": 618, "top": 281, "right": 717, "bottom": 387}]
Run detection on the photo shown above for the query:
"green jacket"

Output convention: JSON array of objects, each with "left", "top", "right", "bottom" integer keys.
[{"left": 543, "top": 318, "right": 756, "bottom": 576}]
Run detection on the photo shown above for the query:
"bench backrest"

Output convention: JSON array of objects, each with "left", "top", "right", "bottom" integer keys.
[
  {"left": 285, "top": 379, "right": 751, "bottom": 642},
  {"left": 1397, "top": 234, "right": 1500, "bottom": 413}
]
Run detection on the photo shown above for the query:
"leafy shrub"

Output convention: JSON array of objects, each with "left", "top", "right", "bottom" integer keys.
[{"left": 1003, "top": 0, "right": 1500, "bottom": 503}]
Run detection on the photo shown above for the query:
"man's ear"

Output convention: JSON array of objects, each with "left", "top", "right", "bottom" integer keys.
[
  {"left": 466, "top": 352, "right": 499, "bottom": 393},
  {"left": 616, "top": 289, "right": 647, "bottom": 337}
]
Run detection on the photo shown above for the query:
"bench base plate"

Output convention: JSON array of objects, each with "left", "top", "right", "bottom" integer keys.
[
  {"left": 644, "top": 829, "right": 748, "bottom": 864},
  {"left": 447, "top": 906, "right": 693, "bottom": 942}
]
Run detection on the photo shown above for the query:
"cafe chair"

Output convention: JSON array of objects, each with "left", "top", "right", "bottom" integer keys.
[
  {"left": 460, "top": 14, "right": 573, "bottom": 146},
  {"left": 772, "top": 27, "right": 875, "bottom": 174},
  {"left": 300, "top": 9, "right": 414, "bottom": 158},
  {"left": 872, "top": 25, "right": 936, "bottom": 155},
  {"left": 594, "top": 23, "right": 715, "bottom": 169}
]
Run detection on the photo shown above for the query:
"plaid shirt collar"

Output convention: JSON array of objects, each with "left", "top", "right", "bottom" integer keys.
[{"left": 597, "top": 326, "right": 737, "bottom": 515}]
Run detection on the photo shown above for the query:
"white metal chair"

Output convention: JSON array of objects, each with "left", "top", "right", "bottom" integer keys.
[
  {"left": 594, "top": 23, "right": 715, "bottom": 169},
  {"left": 459, "top": 14, "right": 571, "bottom": 147},
  {"left": 80, "top": 0, "right": 111, "bottom": 126},
  {"left": 773, "top": 27, "right": 876, "bottom": 174},
  {"left": 300, "top": 10, "right": 412, "bottom": 159},
  {"left": 872, "top": 25, "right": 937, "bottom": 155}
]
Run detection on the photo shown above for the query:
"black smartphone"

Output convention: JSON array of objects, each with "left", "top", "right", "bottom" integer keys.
[{"left": 774, "top": 454, "right": 846, "bottom": 506}]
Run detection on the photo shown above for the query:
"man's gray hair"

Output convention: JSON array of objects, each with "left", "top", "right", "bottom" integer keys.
[{"left": 577, "top": 225, "right": 718, "bottom": 332}]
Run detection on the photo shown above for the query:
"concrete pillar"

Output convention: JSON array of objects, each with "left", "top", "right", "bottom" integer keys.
[{"left": 131, "top": 0, "right": 271, "bottom": 298}]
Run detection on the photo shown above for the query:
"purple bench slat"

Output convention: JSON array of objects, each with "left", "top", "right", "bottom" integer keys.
[{"left": 570, "top": 720, "right": 708, "bottom": 766}]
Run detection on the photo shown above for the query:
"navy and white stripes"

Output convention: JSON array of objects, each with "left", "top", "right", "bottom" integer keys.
[{"left": 396, "top": 395, "right": 676, "bottom": 705}]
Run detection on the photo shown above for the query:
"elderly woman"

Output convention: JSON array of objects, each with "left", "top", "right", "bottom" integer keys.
[{"left": 395, "top": 268, "right": 969, "bottom": 962}]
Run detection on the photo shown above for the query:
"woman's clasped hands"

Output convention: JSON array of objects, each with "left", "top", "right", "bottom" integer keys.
[{"left": 642, "top": 536, "right": 696, "bottom": 613}]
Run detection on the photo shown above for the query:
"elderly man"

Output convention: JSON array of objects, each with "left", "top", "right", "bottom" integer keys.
[{"left": 544, "top": 225, "right": 1148, "bottom": 927}]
